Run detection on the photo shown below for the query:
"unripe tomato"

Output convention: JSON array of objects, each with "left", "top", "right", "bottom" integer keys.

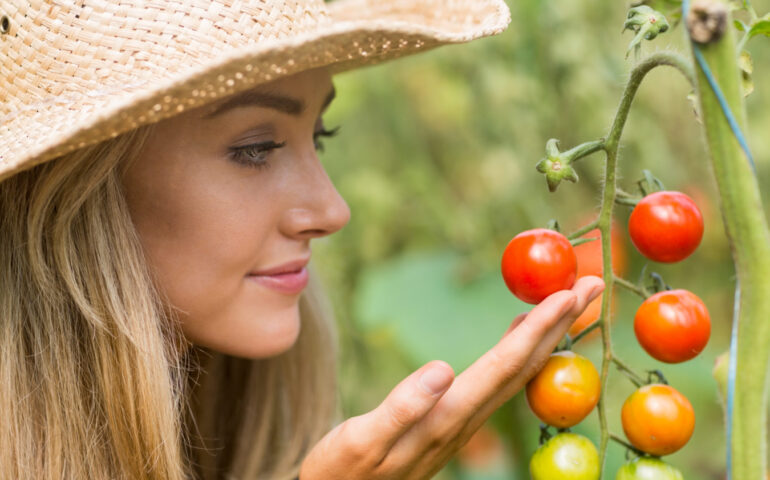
[
  {"left": 615, "top": 457, "right": 683, "bottom": 480},
  {"left": 634, "top": 289, "right": 711, "bottom": 363},
  {"left": 530, "top": 433, "right": 600, "bottom": 480},
  {"left": 621, "top": 384, "right": 695, "bottom": 456},
  {"left": 526, "top": 351, "right": 600, "bottom": 428},
  {"left": 628, "top": 191, "right": 703, "bottom": 263},
  {"left": 501, "top": 228, "right": 577, "bottom": 304}
]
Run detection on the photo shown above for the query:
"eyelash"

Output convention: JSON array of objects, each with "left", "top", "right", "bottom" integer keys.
[{"left": 228, "top": 125, "right": 342, "bottom": 170}]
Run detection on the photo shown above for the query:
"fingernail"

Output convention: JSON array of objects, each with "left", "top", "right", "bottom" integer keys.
[{"left": 419, "top": 366, "right": 453, "bottom": 396}]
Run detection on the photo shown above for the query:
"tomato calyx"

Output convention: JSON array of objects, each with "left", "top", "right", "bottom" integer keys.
[
  {"left": 636, "top": 169, "right": 666, "bottom": 197},
  {"left": 623, "top": 6, "right": 671, "bottom": 59},
  {"left": 536, "top": 139, "right": 580, "bottom": 193},
  {"left": 535, "top": 138, "right": 605, "bottom": 192},
  {"left": 646, "top": 369, "right": 668, "bottom": 385},
  {"left": 644, "top": 269, "right": 672, "bottom": 294}
]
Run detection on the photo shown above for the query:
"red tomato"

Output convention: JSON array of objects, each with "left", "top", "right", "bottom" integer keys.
[
  {"left": 634, "top": 289, "right": 711, "bottom": 363},
  {"left": 621, "top": 384, "right": 695, "bottom": 456},
  {"left": 501, "top": 229, "right": 577, "bottom": 304},
  {"left": 526, "top": 351, "right": 601, "bottom": 428},
  {"left": 628, "top": 191, "right": 704, "bottom": 263},
  {"left": 569, "top": 223, "right": 627, "bottom": 337}
]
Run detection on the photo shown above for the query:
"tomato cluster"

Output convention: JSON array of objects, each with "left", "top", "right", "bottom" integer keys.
[{"left": 502, "top": 188, "right": 707, "bottom": 478}]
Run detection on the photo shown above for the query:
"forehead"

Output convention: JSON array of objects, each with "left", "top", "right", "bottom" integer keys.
[{"left": 198, "top": 67, "right": 333, "bottom": 119}]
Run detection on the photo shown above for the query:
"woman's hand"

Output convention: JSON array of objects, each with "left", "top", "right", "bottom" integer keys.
[{"left": 299, "top": 275, "right": 605, "bottom": 480}]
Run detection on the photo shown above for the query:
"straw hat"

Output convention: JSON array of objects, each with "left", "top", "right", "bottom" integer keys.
[{"left": 0, "top": 0, "right": 510, "bottom": 182}]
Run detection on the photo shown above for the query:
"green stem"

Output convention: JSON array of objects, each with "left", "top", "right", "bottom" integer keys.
[
  {"left": 570, "top": 319, "right": 601, "bottom": 345},
  {"left": 594, "top": 50, "right": 695, "bottom": 478},
  {"left": 564, "top": 139, "right": 607, "bottom": 163},
  {"left": 567, "top": 219, "right": 600, "bottom": 240},
  {"left": 735, "top": 32, "right": 749, "bottom": 54},
  {"left": 687, "top": 2, "right": 770, "bottom": 478},
  {"left": 612, "top": 356, "right": 645, "bottom": 387},
  {"left": 614, "top": 276, "right": 651, "bottom": 299},
  {"left": 614, "top": 196, "right": 640, "bottom": 207},
  {"left": 609, "top": 433, "right": 642, "bottom": 454}
]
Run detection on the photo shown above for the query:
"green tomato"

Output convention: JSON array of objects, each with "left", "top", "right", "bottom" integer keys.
[
  {"left": 530, "top": 433, "right": 600, "bottom": 480},
  {"left": 615, "top": 457, "right": 684, "bottom": 480}
]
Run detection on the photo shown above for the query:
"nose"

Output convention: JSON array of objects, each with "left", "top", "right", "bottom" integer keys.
[{"left": 279, "top": 154, "right": 351, "bottom": 240}]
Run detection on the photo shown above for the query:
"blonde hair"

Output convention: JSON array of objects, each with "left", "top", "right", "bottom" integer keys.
[{"left": 0, "top": 125, "right": 339, "bottom": 479}]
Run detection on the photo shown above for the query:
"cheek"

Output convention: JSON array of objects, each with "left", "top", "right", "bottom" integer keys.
[
  {"left": 132, "top": 183, "right": 303, "bottom": 358},
  {"left": 127, "top": 165, "right": 273, "bottom": 317}
]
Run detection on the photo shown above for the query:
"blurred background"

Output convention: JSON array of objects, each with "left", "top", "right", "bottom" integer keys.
[{"left": 313, "top": 0, "right": 770, "bottom": 478}]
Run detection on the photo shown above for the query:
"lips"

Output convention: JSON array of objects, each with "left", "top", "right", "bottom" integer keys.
[
  {"left": 246, "top": 257, "right": 311, "bottom": 295},
  {"left": 249, "top": 257, "right": 310, "bottom": 276}
]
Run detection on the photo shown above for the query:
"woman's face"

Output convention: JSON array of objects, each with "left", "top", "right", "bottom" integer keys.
[{"left": 122, "top": 67, "right": 350, "bottom": 359}]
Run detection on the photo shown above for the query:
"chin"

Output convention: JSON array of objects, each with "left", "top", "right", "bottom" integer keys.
[
  {"left": 228, "top": 304, "right": 302, "bottom": 359},
  {"left": 188, "top": 303, "right": 302, "bottom": 359}
]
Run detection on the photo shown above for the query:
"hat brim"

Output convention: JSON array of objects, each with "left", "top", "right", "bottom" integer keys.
[{"left": 0, "top": 0, "right": 510, "bottom": 182}]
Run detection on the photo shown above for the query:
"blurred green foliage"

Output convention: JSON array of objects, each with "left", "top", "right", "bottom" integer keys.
[{"left": 313, "top": 0, "right": 770, "bottom": 478}]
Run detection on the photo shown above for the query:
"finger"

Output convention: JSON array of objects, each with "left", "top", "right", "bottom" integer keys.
[
  {"left": 348, "top": 360, "right": 455, "bottom": 463},
  {"left": 501, "top": 312, "right": 529, "bottom": 340}
]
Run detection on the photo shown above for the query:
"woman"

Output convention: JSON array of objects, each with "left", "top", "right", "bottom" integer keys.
[{"left": 0, "top": 0, "right": 604, "bottom": 478}]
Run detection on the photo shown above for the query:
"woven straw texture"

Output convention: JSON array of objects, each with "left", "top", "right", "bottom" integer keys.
[{"left": 0, "top": 0, "right": 510, "bottom": 182}]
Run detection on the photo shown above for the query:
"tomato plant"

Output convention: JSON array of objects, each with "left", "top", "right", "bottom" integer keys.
[
  {"left": 615, "top": 456, "right": 684, "bottom": 480},
  {"left": 530, "top": 433, "right": 600, "bottom": 480},
  {"left": 628, "top": 191, "right": 704, "bottom": 263},
  {"left": 500, "top": 228, "right": 577, "bottom": 304},
  {"left": 634, "top": 289, "right": 711, "bottom": 363},
  {"left": 621, "top": 384, "right": 695, "bottom": 456},
  {"left": 526, "top": 351, "right": 600, "bottom": 428}
]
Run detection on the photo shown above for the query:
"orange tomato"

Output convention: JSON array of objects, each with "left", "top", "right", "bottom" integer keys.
[
  {"left": 573, "top": 223, "right": 628, "bottom": 278},
  {"left": 526, "top": 351, "right": 601, "bottom": 428},
  {"left": 621, "top": 384, "right": 695, "bottom": 456},
  {"left": 568, "top": 222, "right": 627, "bottom": 337}
]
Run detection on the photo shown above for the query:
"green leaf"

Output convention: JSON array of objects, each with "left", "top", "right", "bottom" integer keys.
[
  {"left": 734, "top": 19, "right": 748, "bottom": 31},
  {"left": 748, "top": 17, "right": 770, "bottom": 38},
  {"left": 353, "top": 250, "right": 529, "bottom": 371}
]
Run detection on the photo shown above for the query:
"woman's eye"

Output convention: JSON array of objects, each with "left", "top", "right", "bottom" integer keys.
[
  {"left": 227, "top": 124, "right": 341, "bottom": 169},
  {"left": 228, "top": 140, "right": 286, "bottom": 169},
  {"left": 313, "top": 125, "right": 341, "bottom": 153}
]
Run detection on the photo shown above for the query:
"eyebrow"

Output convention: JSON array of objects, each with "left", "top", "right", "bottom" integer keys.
[{"left": 203, "top": 86, "right": 336, "bottom": 119}]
